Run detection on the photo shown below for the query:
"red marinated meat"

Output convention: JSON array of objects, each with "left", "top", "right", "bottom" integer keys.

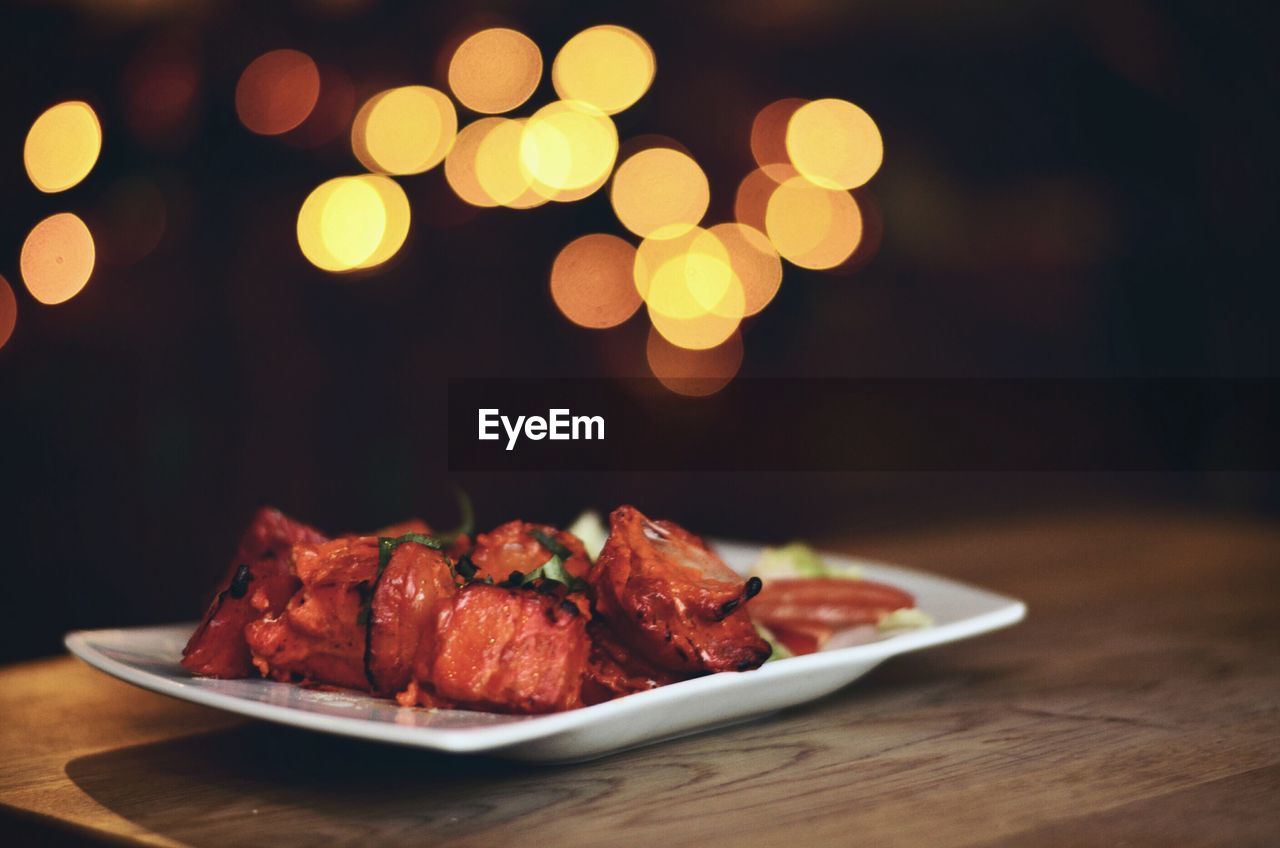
[
  {"left": 244, "top": 536, "right": 379, "bottom": 690},
  {"left": 181, "top": 507, "right": 327, "bottom": 678},
  {"left": 417, "top": 584, "right": 591, "bottom": 714},
  {"left": 365, "top": 542, "right": 456, "bottom": 696},
  {"left": 589, "top": 506, "right": 771, "bottom": 675}
]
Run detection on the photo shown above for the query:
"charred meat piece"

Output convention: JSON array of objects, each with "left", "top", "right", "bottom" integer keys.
[
  {"left": 582, "top": 619, "right": 684, "bottom": 705},
  {"left": 425, "top": 584, "right": 591, "bottom": 714},
  {"left": 590, "top": 506, "right": 771, "bottom": 675},
  {"left": 244, "top": 536, "right": 379, "bottom": 690},
  {"left": 467, "top": 520, "right": 591, "bottom": 584},
  {"left": 365, "top": 542, "right": 456, "bottom": 696},
  {"left": 181, "top": 507, "right": 327, "bottom": 678}
]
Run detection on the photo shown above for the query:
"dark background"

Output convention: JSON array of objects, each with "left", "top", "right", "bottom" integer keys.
[{"left": 1, "top": 0, "right": 1277, "bottom": 663}]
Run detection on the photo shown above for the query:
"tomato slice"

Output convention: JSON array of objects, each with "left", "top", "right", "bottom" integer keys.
[{"left": 751, "top": 577, "right": 914, "bottom": 645}]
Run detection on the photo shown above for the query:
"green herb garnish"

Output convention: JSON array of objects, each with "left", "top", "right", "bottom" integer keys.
[
  {"left": 520, "top": 554, "right": 588, "bottom": 593},
  {"left": 435, "top": 487, "right": 474, "bottom": 545},
  {"left": 530, "top": 528, "right": 574, "bottom": 561}
]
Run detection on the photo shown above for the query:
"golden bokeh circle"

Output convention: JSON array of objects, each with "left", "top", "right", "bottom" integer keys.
[
  {"left": 634, "top": 227, "right": 733, "bottom": 318},
  {"left": 550, "top": 234, "right": 642, "bottom": 329},
  {"left": 551, "top": 26, "right": 655, "bottom": 115},
  {"left": 708, "top": 222, "right": 782, "bottom": 317},
  {"left": 24, "top": 101, "right": 102, "bottom": 193},
  {"left": 352, "top": 86, "right": 457, "bottom": 175},
  {"left": 786, "top": 98, "right": 883, "bottom": 190},
  {"left": 476, "top": 118, "right": 536, "bottom": 206},
  {"left": 520, "top": 100, "right": 618, "bottom": 194},
  {"left": 733, "top": 165, "right": 797, "bottom": 233},
  {"left": 765, "top": 177, "right": 863, "bottom": 269},
  {"left": 355, "top": 175, "right": 411, "bottom": 269},
  {"left": 296, "top": 176, "right": 409, "bottom": 273},
  {"left": 647, "top": 282, "right": 744, "bottom": 350},
  {"left": 611, "top": 147, "right": 710, "bottom": 240},
  {"left": 448, "top": 28, "right": 542, "bottom": 114},
  {"left": 445, "top": 118, "right": 505, "bottom": 207},
  {"left": 20, "top": 213, "right": 96, "bottom": 305}
]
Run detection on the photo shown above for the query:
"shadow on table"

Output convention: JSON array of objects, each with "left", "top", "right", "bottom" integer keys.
[
  {"left": 64, "top": 721, "right": 570, "bottom": 846},
  {"left": 62, "top": 655, "right": 984, "bottom": 846}
]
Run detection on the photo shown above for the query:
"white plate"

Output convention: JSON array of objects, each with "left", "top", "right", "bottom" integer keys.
[{"left": 65, "top": 542, "right": 1025, "bottom": 762}]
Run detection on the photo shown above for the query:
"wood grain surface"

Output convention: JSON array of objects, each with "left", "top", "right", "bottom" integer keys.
[{"left": 2, "top": 508, "right": 1278, "bottom": 847}]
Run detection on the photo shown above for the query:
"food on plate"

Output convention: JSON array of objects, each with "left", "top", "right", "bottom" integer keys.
[
  {"left": 183, "top": 501, "right": 925, "bottom": 713},
  {"left": 748, "top": 543, "right": 930, "bottom": 655},
  {"left": 590, "top": 505, "right": 771, "bottom": 674},
  {"left": 465, "top": 520, "right": 591, "bottom": 584},
  {"left": 181, "top": 507, "right": 327, "bottom": 678},
  {"left": 244, "top": 535, "right": 382, "bottom": 690},
  {"left": 582, "top": 618, "right": 682, "bottom": 705},
  {"left": 751, "top": 541, "right": 862, "bottom": 581},
  {"left": 365, "top": 539, "right": 457, "bottom": 696},
  {"left": 416, "top": 584, "right": 591, "bottom": 713}
]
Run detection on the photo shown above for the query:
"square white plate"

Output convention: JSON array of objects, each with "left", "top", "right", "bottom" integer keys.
[{"left": 65, "top": 542, "right": 1024, "bottom": 762}]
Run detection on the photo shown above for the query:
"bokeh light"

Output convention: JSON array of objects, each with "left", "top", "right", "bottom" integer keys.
[
  {"left": 786, "top": 98, "right": 883, "bottom": 190},
  {"left": 353, "top": 86, "right": 456, "bottom": 175},
  {"left": 611, "top": 147, "right": 709, "bottom": 239},
  {"left": 448, "top": 28, "right": 542, "bottom": 114},
  {"left": 20, "top": 213, "right": 96, "bottom": 305},
  {"left": 297, "top": 175, "right": 409, "bottom": 272},
  {"left": 235, "top": 49, "right": 321, "bottom": 136},
  {"left": 0, "top": 276, "right": 17, "bottom": 352},
  {"left": 634, "top": 227, "right": 732, "bottom": 316},
  {"left": 24, "top": 101, "right": 102, "bottom": 193},
  {"left": 734, "top": 165, "right": 798, "bottom": 233},
  {"left": 550, "top": 234, "right": 642, "bottom": 329},
  {"left": 445, "top": 118, "right": 505, "bottom": 208},
  {"left": 648, "top": 286, "right": 744, "bottom": 350},
  {"left": 356, "top": 175, "right": 411, "bottom": 268},
  {"left": 750, "top": 98, "right": 807, "bottom": 171},
  {"left": 635, "top": 227, "right": 746, "bottom": 350},
  {"left": 521, "top": 100, "right": 618, "bottom": 197},
  {"left": 552, "top": 25, "right": 655, "bottom": 115},
  {"left": 476, "top": 118, "right": 545, "bottom": 208},
  {"left": 765, "top": 177, "right": 863, "bottom": 269},
  {"left": 647, "top": 327, "right": 743, "bottom": 397},
  {"left": 708, "top": 222, "right": 782, "bottom": 316}
]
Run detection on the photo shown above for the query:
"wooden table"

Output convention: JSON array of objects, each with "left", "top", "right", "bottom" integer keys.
[{"left": 3, "top": 508, "right": 1278, "bottom": 847}]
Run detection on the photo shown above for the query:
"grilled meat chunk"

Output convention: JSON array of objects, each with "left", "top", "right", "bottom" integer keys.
[
  {"left": 590, "top": 506, "right": 771, "bottom": 675},
  {"left": 582, "top": 619, "right": 684, "bottom": 705},
  {"left": 244, "top": 536, "right": 379, "bottom": 690},
  {"left": 366, "top": 542, "right": 456, "bottom": 696},
  {"left": 422, "top": 584, "right": 591, "bottom": 714},
  {"left": 181, "top": 507, "right": 327, "bottom": 678}
]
